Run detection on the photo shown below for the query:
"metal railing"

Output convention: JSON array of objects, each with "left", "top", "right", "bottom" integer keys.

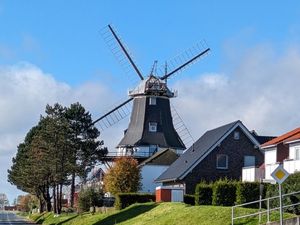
[
  {"left": 104, "top": 151, "right": 152, "bottom": 158},
  {"left": 232, "top": 190, "right": 300, "bottom": 224}
]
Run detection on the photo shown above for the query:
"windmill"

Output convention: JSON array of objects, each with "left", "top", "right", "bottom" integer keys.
[{"left": 93, "top": 24, "right": 210, "bottom": 160}]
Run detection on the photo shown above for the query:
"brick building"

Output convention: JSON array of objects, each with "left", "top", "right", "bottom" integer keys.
[{"left": 156, "top": 120, "right": 271, "bottom": 194}]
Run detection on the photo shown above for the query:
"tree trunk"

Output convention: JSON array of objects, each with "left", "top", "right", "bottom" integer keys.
[
  {"left": 57, "top": 184, "right": 63, "bottom": 214},
  {"left": 39, "top": 198, "right": 44, "bottom": 213},
  {"left": 53, "top": 186, "right": 57, "bottom": 214},
  {"left": 70, "top": 172, "right": 75, "bottom": 207},
  {"left": 46, "top": 186, "right": 52, "bottom": 212}
]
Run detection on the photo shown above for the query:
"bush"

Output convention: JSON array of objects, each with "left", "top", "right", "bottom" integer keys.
[
  {"left": 195, "top": 182, "right": 213, "bottom": 205},
  {"left": 212, "top": 179, "right": 237, "bottom": 206},
  {"left": 78, "top": 187, "right": 103, "bottom": 212},
  {"left": 236, "top": 181, "right": 260, "bottom": 206},
  {"left": 114, "top": 193, "right": 155, "bottom": 210},
  {"left": 184, "top": 195, "right": 195, "bottom": 205},
  {"left": 265, "top": 172, "right": 300, "bottom": 215}
]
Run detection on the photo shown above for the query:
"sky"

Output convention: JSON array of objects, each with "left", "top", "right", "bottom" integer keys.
[{"left": 1, "top": 0, "right": 300, "bottom": 203}]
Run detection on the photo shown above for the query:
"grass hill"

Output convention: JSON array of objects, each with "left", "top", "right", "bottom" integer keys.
[{"left": 29, "top": 202, "right": 295, "bottom": 225}]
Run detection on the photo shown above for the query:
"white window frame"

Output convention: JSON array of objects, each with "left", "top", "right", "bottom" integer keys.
[
  {"left": 149, "top": 97, "right": 157, "bottom": 105},
  {"left": 216, "top": 154, "right": 228, "bottom": 169},
  {"left": 244, "top": 155, "right": 255, "bottom": 167},
  {"left": 295, "top": 147, "right": 300, "bottom": 160},
  {"left": 234, "top": 131, "right": 240, "bottom": 140},
  {"left": 149, "top": 122, "right": 157, "bottom": 132}
]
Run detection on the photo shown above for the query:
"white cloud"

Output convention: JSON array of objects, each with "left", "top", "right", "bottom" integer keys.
[
  {"left": 0, "top": 62, "right": 121, "bottom": 202},
  {"left": 173, "top": 45, "right": 300, "bottom": 139}
]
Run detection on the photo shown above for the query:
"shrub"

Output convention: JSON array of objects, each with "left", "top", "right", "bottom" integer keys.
[
  {"left": 184, "top": 195, "right": 195, "bottom": 205},
  {"left": 114, "top": 193, "right": 155, "bottom": 210},
  {"left": 212, "top": 179, "right": 237, "bottom": 206},
  {"left": 236, "top": 181, "right": 260, "bottom": 207},
  {"left": 195, "top": 182, "right": 213, "bottom": 205},
  {"left": 104, "top": 157, "right": 142, "bottom": 195},
  {"left": 78, "top": 187, "right": 103, "bottom": 212}
]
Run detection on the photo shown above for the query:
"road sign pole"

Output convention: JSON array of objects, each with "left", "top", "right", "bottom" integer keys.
[{"left": 279, "top": 183, "right": 283, "bottom": 225}]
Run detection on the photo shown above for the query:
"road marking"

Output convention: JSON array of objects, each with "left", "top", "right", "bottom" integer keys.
[{"left": 6, "top": 211, "right": 12, "bottom": 225}]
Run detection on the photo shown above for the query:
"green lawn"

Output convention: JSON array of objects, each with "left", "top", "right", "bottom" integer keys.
[{"left": 28, "top": 202, "right": 296, "bottom": 225}]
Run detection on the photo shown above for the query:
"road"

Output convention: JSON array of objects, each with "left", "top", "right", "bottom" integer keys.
[{"left": 0, "top": 211, "right": 35, "bottom": 225}]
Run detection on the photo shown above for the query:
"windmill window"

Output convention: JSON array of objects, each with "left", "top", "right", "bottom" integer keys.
[
  {"left": 216, "top": 154, "right": 228, "bottom": 169},
  {"left": 149, "top": 122, "right": 157, "bottom": 132},
  {"left": 149, "top": 97, "right": 156, "bottom": 105}
]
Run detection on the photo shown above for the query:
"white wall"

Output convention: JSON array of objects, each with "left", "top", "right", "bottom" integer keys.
[
  {"left": 264, "top": 147, "right": 277, "bottom": 164},
  {"left": 140, "top": 165, "right": 169, "bottom": 193},
  {"left": 288, "top": 142, "right": 300, "bottom": 160}
]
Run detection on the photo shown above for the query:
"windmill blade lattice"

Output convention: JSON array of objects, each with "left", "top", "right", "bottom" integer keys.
[
  {"left": 159, "top": 40, "right": 210, "bottom": 80},
  {"left": 170, "top": 103, "right": 195, "bottom": 149},
  {"left": 92, "top": 98, "right": 133, "bottom": 131},
  {"left": 100, "top": 25, "right": 143, "bottom": 85}
]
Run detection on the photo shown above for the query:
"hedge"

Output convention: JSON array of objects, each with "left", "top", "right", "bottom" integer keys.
[
  {"left": 195, "top": 182, "right": 213, "bottom": 205},
  {"left": 236, "top": 182, "right": 260, "bottom": 206},
  {"left": 114, "top": 193, "right": 155, "bottom": 210},
  {"left": 212, "top": 179, "right": 237, "bottom": 206},
  {"left": 184, "top": 194, "right": 195, "bottom": 205}
]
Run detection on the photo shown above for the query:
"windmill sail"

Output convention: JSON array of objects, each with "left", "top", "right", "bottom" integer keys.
[
  {"left": 92, "top": 98, "right": 133, "bottom": 131},
  {"left": 159, "top": 41, "right": 210, "bottom": 80},
  {"left": 170, "top": 103, "right": 194, "bottom": 149},
  {"left": 100, "top": 25, "right": 144, "bottom": 84}
]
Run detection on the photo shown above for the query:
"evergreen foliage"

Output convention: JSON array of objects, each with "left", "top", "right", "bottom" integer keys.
[
  {"left": 114, "top": 193, "right": 155, "bottom": 210},
  {"left": 212, "top": 179, "right": 237, "bottom": 206},
  {"left": 236, "top": 181, "right": 261, "bottom": 206},
  {"left": 195, "top": 182, "right": 213, "bottom": 205},
  {"left": 7, "top": 102, "right": 107, "bottom": 213},
  {"left": 78, "top": 187, "right": 103, "bottom": 212}
]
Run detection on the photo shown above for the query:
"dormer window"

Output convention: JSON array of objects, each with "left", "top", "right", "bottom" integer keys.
[
  {"left": 149, "top": 97, "right": 156, "bottom": 105},
  {"left": 149, "top": 122, "right": 157, "bottom": 132},
  {"left": 234, "top": 131, "right": 240, "bottom": 140}
]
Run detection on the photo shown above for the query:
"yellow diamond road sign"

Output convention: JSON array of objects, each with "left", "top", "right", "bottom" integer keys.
[{"left": 271, "top": 164, "right": 289, "bottom": 184}]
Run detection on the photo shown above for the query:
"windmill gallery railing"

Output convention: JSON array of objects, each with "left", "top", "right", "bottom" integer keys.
[{"left": 231, "top": 190, "right": 300, "bottom": 224}]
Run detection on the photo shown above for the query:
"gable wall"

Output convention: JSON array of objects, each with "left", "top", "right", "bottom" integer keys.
[{"left": 183, "top": 127, "right": 264, "bottom": 194}]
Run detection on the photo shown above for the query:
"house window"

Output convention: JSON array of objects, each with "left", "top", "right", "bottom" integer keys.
[
  {"left": 149, "top": 122, "right": 157, "bottom": 132},
  {"left": 296, "top": 148, "right": 300, "bottom": 160},
  {"left": 244, "top": 155, "right": 255, "bottom": 167},
  {"left": 234, "top": 131, "right": 240, "bottom": 140},
  {"left": 216, "top": 154, "right": 228, "bottom": 169},
  {"left": 149, "top": 97, "right": 156, "bottom": 105}
]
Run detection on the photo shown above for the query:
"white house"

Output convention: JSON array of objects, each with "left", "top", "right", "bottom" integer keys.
[
  {"left": 138, "top": 148, "right": 179, "bottom": 193},
  {"left": 242, "top": 127, "right": 300, "bottom": 182}
]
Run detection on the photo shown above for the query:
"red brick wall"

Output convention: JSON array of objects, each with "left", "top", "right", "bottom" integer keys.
[{"left": 276, "top": 143, "right": 289, "bottom": 162}]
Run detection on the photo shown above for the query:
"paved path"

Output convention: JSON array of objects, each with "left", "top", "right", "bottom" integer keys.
[{"left": 0, "top": 211, "right": 35, "bottom": 225}]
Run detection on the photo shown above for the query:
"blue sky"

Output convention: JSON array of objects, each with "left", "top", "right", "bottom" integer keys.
[
  {"left": 2, "top": 1, "right": 300, "bottom": 86},
  {"left": 1, "top": 1, "right": 300, "bottom": 203}
]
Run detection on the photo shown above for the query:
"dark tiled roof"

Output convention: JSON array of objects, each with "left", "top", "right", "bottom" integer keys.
[
  {"left": 155, "top": 120, "right": 240, "bottom": 182},
  {"left": 252, "top": 134, "right": 276, "bottom": 145},
  {"left": 139, "top": 148, "right": 179, "bottom": 166}
]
